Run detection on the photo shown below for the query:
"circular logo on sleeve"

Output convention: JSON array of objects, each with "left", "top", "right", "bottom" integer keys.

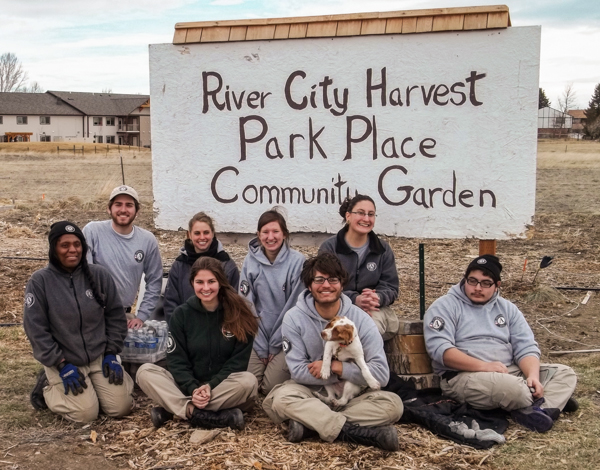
[
  {"left": 166, "top": 333, "right": 176, "bottom": 353},
  {"left": 65, "top": 225, "right": 76, "bottom": 232},
  {"left": 240, "top": 280, "right": 249, "bottom": 296},
  {"left": 282, "top": 337, "right": 292, "bottom": 354},
  {"left": 366, "top": 262, "right": 377, "bottom": 271},
  {"left": 25, "top": 293, "right": 35, "bottom": 308},
  {"left": 429, "top": 317, "right": 445, "bottom": 331},
  {"left": 134, "top": 250, "right": 144, "bottom": 263},
  {"left": 494, "top": 314, "right": 507, "bottom": 327}
]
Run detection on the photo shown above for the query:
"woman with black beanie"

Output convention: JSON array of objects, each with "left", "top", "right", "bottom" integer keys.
[{"left": 24, "top": 221, "right": 134, "bottom": 423}]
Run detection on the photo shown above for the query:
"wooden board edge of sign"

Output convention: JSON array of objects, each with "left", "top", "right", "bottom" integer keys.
[{"left": 173, "top": 5, "right": 510, "bottom": 43}]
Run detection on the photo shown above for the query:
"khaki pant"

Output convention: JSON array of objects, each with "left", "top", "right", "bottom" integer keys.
[
  {"left": 43, "top": 355, "right": 134, "bottom": 423},
  {"left": 371, "top": 306, "right": 400, "bottom": 341},
  {"left": 263, "top": 380, "right": 403, "bottom": 442},
  {"left": 136, "top": 363, "right": 258, "bottom": 420},
  {"left": 247, "top": 350, "right": 290, "bottom": 395},
  {"left": 441, "top": 363, "right": 577, "bottom": 411}
]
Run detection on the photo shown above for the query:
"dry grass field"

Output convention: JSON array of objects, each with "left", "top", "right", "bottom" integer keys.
[{"left": 1, "top": 140, "right": 600, "bottom": 469}]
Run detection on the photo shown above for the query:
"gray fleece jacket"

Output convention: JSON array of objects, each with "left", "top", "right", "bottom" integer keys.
[
  {"left": 163, "top": 241, "right": 240, "bottom": 324},
  {"left": 424, "top": 281, "right": 540, "bottom": 376},
  {"left": 239, "top": 239, "right": 305, "bottom": 358},
  {"left": 318, "top": 226, "right": 399, "bottom": 307},
  {"left": 282, "top": 290, "right": 389, "bottom": 388},
  {"left": 23, "top": 263, "right": 126, "bottom": 368}
]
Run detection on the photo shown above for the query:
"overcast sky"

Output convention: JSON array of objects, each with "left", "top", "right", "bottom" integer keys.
[{"left": 1, "top": 0, "right": 598, "bottom": 108}]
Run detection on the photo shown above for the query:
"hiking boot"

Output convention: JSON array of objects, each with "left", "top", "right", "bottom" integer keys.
[
  {"left": 150, "top": 407, "right": 173, "bottom": 428},
  {"left": 286, "top": 419, "right": 318, "bottom": 443},
  {"left": 511, "top": 405, "right": 554, "bottom": 432},
  {"left": 30, "top": 370, "right": 48, "bottom": 411},
  {"left": 189, "top": 407, "right": 244, "bottom": 430},
  {"left": 563, "top": 396, "right": 579, "bottom": 413},
  {"left": 337, "top": 423, "right": 399, "bottom": 451}
]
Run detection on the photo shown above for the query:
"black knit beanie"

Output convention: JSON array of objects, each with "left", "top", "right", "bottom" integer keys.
[
  {"left": 48, "top": 221, "right": 87, "bottom": 270},
  {"left": 465, "top": 254, "right": 502, "bottom": 283}
]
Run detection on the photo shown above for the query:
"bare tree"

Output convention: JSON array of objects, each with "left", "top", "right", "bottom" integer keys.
[
  {"left": 558, "top": 83, "right": 578, "bottom": 114},
  {"left": 0, "top": 52, "right": 28, "bottom": 92},
  {"left": 19, "top": 81, "right": 44, "bottom": 93}
]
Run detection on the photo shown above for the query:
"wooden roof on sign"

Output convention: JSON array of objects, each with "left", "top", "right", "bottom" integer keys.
[{"left": 173, "top": 5, "right": 511, "bottom": 44}]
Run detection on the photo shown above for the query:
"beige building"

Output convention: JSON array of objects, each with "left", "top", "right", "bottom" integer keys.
[{"left": 0, "top": 91, "right": 150, "bottom": 146}]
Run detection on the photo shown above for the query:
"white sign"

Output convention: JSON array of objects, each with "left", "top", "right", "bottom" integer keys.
[{"left": 150, "top": 26, "right": 540, "bottom": 238}]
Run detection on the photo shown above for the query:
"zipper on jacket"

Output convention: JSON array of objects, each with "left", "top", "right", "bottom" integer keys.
[{"left": 70, "top": 274, "right": 91, "bottom": 365}]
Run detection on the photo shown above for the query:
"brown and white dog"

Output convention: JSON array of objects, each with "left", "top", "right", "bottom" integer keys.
[{"left": 315, "top": 316, "right": 380, "bottom": 407}]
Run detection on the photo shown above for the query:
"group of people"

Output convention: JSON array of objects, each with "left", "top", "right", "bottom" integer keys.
[{"left": 23, "top": 184, "right": 578, "bottom": 451}]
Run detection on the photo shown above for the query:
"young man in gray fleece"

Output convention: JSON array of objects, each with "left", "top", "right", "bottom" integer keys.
[
  {"left": 263, "top": 253, "right": 403, "bottom": 451},
  {"left": 424, "top": 254, "right": 578, "bottom": 433},
  {"left": 83, "top": 185, "right": 163, "bottom": 329}
]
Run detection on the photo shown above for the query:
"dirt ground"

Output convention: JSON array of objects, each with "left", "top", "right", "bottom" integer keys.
[{"left": 1, "top": 140, "right": 600, "bottom": 469}]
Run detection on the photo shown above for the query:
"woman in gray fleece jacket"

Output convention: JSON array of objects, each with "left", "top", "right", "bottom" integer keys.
[
  {"left": 240, "top": 209, "right": 305, "bottom": 394},
  {"left": 163, "top": 212, "right": 240, "bottom": 325},
  {"left": 319, "top": 194, "right": 400, "bottom": 340},
  {"left": 24, "top": 221, "right": 133, "bottom": 423}
]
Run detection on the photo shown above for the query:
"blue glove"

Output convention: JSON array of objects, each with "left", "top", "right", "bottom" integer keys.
[
  {"left": 57, "top": 363, "right": 88, "bottom": 395},
  {"left": 102, "top": 354, "right": 123, "bottom": 385}
]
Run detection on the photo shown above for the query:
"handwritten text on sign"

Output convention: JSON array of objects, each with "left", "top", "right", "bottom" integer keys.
[{"left": 150, "top": 26, "right": 540, "bottom": 238}]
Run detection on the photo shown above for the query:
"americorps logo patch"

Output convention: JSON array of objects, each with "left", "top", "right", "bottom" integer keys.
[
  {"left": 240, "top": 280, "right": 249, "bottom": 296},
  {"left": 65, "top": 225, "right": 76, "bottom": 233},
  {"left": 477, "top": 258, "right": 487, "bottom": 264},
  {"left": 134, "top": 250, "right": 145, "bottom": 263},
  {"left": 366, "top": 262, "right": 377, "bottom": 271},
  {"left": 282, "top": 337, "right": 291, "bottom": 354},
  {"left": 85, "top": 289, "right": 95, "bottom": 299},
  {"left": 222, "top": 327, "right": 235, "bottom": 339},
  {"left": 166, "top": 333, "right": 176, "bottom": 353},
  {"left": 494, "top": 314, "right": 507, "bottom": 327},
  {"left": 25, "top": 293, "right": 35, "bottom": 308},
  {"left": 429, "top": 316, "right": 445, "bottom": 331}
]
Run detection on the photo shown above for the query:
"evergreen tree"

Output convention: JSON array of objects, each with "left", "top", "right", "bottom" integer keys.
[
  {"left": 584, "top": 83, "right": 600, "bottom": 139},
  {"left": 538, "top": 88, "right": 550, "bottom": 109}
]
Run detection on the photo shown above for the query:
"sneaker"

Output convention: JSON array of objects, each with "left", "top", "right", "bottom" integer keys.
[
  {"left": 287, "top": 420, "right": 306, "bottom": 443},
  {"left": 510, "top": 405, "right": 554, "bottom": 433},
  {"left": 189, "top": 408, "right": 244, "bottom": 430},
  {"left": 563, "top": 396, "right": 579, "bottom": 413},
  {"left": 150, "top": 407, "right": 174, "bottom": 428},
  {"left": 30, "top": 370, "right": 48, "bottom": 411},
  {"left": 337, "top": 423, "right": 399, "bottom": 451}
]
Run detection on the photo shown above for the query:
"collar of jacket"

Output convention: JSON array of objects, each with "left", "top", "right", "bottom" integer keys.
[
  {"left": 47, "top": 262, "right": 83, "bottom": 277},
  {"left": 334, "top": 224, "right": 385, "bottom": 256}
]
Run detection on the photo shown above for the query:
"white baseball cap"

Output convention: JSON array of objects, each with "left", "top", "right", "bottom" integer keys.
[{"left": 109, "top": 185, "right": 139, "bottom": 203}]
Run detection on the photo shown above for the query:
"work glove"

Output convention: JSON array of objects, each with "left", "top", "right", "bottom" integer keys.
[
  {"left": 57, "top": 362, "right": 88, "bottom": 396},
  {"left": 102, "top": 354, "right": 124, "bottom": 385}
]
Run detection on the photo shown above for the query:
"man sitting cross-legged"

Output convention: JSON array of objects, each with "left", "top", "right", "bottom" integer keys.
[
  {"left": 263, "top": 253, "right": 403, "bottom": 451},
  {"left": 424, "top": 254, "right": 578, "bottom": 433}
]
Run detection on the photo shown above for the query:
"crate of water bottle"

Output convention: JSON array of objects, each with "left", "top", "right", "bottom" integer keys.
[{"left": 121, "top": 320, "right": 169, "bottom": 363}]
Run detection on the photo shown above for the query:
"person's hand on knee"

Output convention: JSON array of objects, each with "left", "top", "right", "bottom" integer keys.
[
  {"left": 58, "top": 362, "right": 88, "bottom": 395},
  {"left": 527, "top": 377, "right": 544, "bottom": 398},
  {"left": 102, "top": 354, "right": 124, "bottom": 385}
]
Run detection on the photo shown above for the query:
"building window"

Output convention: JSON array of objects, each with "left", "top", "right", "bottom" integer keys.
[
  {"left": 17, "top": 116, "right": 28, "bottom": 125},
  {"left": 40, "top": 135, "right": 51, "bottom": 142},
  {"left": 96, "top": 136, "right": 103, "bottom": 143},
  {"left": 40, "top": 116, "right": 51, "bottom": 125},
  {"left": 0, "top": 116, "right": 3, "bottom": 124},
  {"left": 106, "top": 136, "right": 115, "bottom": 144},
  {"left": 106, "top": 117, "right": 115, "bottom": 126},
  {"left": 93, "top": 117, "right": 102, "bottom": 126}
]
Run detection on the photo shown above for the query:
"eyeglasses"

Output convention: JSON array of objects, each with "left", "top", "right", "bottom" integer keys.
[
  {"left": 465, "top": 277, "right": 495, "bottom": 288},
  {"left": 350, "top": 211, "right": 377, "bottom": 218},
  {"left": 312, "top": 276, "right": 341, "bottom": 285}
]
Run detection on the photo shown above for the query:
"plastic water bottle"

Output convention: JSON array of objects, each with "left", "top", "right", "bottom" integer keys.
[
  {"left": 134, "top": 329, "right": 146, "bottom": 356},
  {"left": 147, "top": 334, "right": 158, "bottom": 359},
  {"left": 124, "top": 329, "right": 135, "bottom": 357}
]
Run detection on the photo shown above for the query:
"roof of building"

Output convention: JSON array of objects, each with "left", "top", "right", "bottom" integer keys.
[
  {"left": 0, "top": 92, "right": 83, "bottom": 116},
  {"left": 47, "top": 91, "right": 150, "bottom": 116},
  {"left": 567, "top": 109, "right": 587, "bottom": 119},
  {"left": 173, "top": 5, "right": 511, "bottom": 44}
]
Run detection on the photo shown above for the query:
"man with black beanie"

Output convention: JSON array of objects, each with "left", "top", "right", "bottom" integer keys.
[
  {"left": 424, "top": 255, "right": 577, "bottom": 433},
  {"left": 24, "top": 221, "right": 134, "bottom": 423}
]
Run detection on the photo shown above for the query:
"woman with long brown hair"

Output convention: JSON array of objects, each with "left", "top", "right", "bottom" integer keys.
[
  {"left": 163, "top": 212, "right": 239, "bottom": 324},
  {"left": 137, "top": 257, "right": 259, "bottom": 430}
]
